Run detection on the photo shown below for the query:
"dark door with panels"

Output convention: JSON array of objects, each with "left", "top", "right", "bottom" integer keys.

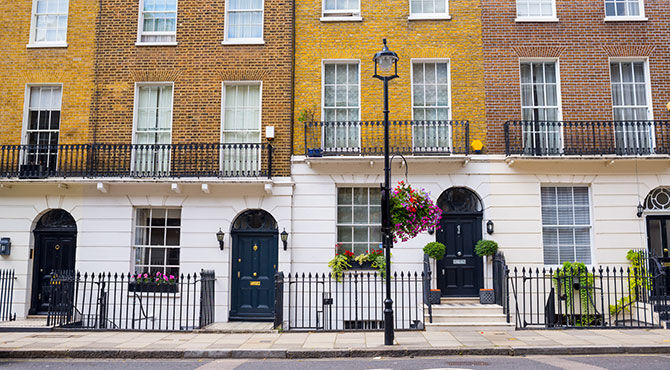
[
  {"left": 230, "top": 210, "right": 278, "bottom": 321},
  {"left": 30, "top": 209, "right": 77, "bottom": 315},
  {"left": 646, "top": 216, "right": 670, "bottom": 295},
  {"left": 434, "top": 187, "right": 484, "bottom": 297}
]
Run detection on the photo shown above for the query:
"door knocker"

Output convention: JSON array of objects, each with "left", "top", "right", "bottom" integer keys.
[
  {"left": 54, "top": 244, "right": 61, "bottom": 251},
  {"left": 253, "top": 244, "right": 258, "bottom": 251}
]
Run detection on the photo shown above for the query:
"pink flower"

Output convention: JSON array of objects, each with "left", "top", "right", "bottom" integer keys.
[{"left": 143, "top": 273, "right": 148, "bottom": 278}]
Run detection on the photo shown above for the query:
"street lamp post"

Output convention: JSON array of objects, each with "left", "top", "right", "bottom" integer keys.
[{"left": 373, "top": 39, "right": 399, "bottom": 346}]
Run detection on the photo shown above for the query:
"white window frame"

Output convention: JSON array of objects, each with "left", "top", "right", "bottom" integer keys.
[
  {"left": 515, "top": 0, "right": 558, "bottom": 22},
  {"left": 321, "top": 59, "right": 361, "bottom": 152},
  {"left": 410, "top": 59, "right": 452, "bottom": 152},
  {"left": 132, "top": 207, "right": 182, "bottom": 276},
  {"left": 222, "top": 0, "right": 265, "bottom": 45},
  {"left": 604, "top": 0, "right": 647, "bottom": 21},
  {"left": 335, "top": 187, "right": 382, "bottom": 257},
  {"left": 27, "top": 0, "right": 70, "bottom": 48},
  {"left": 220, "top": 81, "right": 263, "bottom": 173},
  {"left": 320, "top": 0, "right": 362, "bottom": 22},
  {"left": 519, "top": 58, "right": 564, "bottom": 154},
  {"left": 408, "top": 0, "right": 451, "bottom": 20},
  {"left": 540, "top": 185, "right": 594, "bottom": 266},
  {"left": 135, "top": 0, "right": 179, "bottom": 46},
  {"left": 131, "top": 82, "right": 174, "bottom": 172},
  {"left": 21, "top": 84, "right": 64, "bottom": 169}
]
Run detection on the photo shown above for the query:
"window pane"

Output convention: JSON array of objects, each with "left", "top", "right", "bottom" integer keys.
[{"left": 541, "top": 187, "right": 591, "bottom": 264}]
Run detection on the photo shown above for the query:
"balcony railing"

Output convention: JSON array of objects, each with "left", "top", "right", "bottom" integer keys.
[
  {"left": 303, "top": 120, "right": 469, "bottom": 157},
  {"left": 504, "top": 121, "right": 670, "bottom": 156},
  {"left": 0, "top": 143, "right": 272, "bottom": 179}
]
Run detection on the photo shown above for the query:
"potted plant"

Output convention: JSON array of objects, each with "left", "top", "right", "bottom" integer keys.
[
  {"left": 129, "top": 271, "right": 178, "bottom": 293},
  {"left": 423, "top": 242, "right": 446, "bottom": 304},
  {"left": 390, "top": 181, "right": 442, "bottom": 243},
  {"left": 474, "top": 239, "right": 498, "bottom": 304}
]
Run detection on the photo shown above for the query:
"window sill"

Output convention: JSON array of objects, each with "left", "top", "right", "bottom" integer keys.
[
  {"left": 604, "top": 16, "right": 648, "bottom": 22},
  {"left": 515, "top": 17, "right": 559, "bottom": 23},
  {"left": 408, "top": 14, "right": 451, "bottom": 21},
  {"left": 320, "top": 16, "right": 363, "bottom": 22},
  {"left": 221, "top": 39, "right": 265, "bottom": 45},
  {"left": 26, "top": 43, "right": 68, "bottom": 49},
  {"left": 135, "top": 42, "right": 178, "bottom": 47}
]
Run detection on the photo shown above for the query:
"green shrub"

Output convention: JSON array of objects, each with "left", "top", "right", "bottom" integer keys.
[
  {"left": 474, "top": 240, "right": 498, "bottom": 257},
  {"left": 423, "top": 242, "right": 446, "bottom": 260}
]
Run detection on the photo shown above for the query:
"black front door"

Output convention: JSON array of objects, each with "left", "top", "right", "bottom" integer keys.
[
  {"left": 436, "top": 215, "right": 483, "bottom": 297},
  {"left": 30, "top": 232, "right": 77, "bottom": 314},
  {"left": 646, "top": 216, "right": 670, "bottom": 294},
  {"left": 230, "top": 232, "right": 278, "bottom": 321}
]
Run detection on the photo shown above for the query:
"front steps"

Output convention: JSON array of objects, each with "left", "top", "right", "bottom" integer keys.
[{"left": 425, "top": 297, "right": 514, "bottom": 330}]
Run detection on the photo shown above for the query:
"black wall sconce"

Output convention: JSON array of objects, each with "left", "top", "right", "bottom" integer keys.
[
  {"left": 216, "top": 228, "right": 225, "bottom": 250},
  {"left": 486, "top": 220, "right": 494, "bottom": 235},
  {"left": 637, "top": 202, "right": 644, "bottom": 218},
  {"left": 281, "top": 229, "right": 289, "bottom": 250},
  {"left": 427, "top": 227, "right": 435, "bottom": 235},
  {"left": 0, "top": 237, "right": 10, "bottom": 255}
]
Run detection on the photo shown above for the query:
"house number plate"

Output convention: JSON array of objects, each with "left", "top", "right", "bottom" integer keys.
[
  {"left": 250, "top": 281, "right": 261, "bottom": 286},
  {"left": 453, "top": 259, "right": 466, "bottom": 265}
]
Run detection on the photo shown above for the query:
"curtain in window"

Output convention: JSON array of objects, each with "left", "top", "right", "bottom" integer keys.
[
  {"left": 412, "top": 62, "right": 451, "bottom": 152},
  {"left": 611, "top": 62, "right": 652, "bottom": 154},
  {"left": 605, "top": 0, "right": 641, "bottom": 17},
  {"left": 34, "top": 0, "right": 69, "bottom": 43},
  {"left": 140, "top": 0, "right": 177, "bottom": 43},
  {"left": 222, "top": 85, "right": 261, "bottom": 175},
  {"left": 25, "top": 86, "right": 62, "bottom": 169},
  {"left": 337, "top": 188, "right": 382, "bottom": 255},
  {"left": 410, "top": 0, "right": 446, "bottom": 14},
  {"left": 516, "top": 0, "right": 554, "bottom": 17},
  {"left": 520, "top": 62, "right": 561, "bottom": 155},
  {"left": 227, "top": 0, "right": 263, "bottom": 39},
  {"left": 324, "top": 0, "right": 358, "bottom": 11},
  {"left": 323, "top": 64, "right": 360, "bottom": 151},
  {"left": 134, "top": 85, "right": 173, "bottom": 175},
  {"left": 541, "top": 187, "right": 591, "bottom": 265}
]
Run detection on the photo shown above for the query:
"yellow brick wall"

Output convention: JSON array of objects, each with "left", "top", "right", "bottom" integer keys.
[
  {"left": 294, "top": 0, "right": 486, "bottom": 155},
  {"left": 0, "top": 0, "right": 96, "bottom": 145}
]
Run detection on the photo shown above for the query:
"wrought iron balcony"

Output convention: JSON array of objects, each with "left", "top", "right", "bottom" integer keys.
[
  {"left": 303, "top": 120, "right": 469, "bottom": 157},
  {"left": 0, "top": 143, "right": 272, "bottom": 179},
  {"left": 504, "top": 120, "right": 670, "bottom": 156}
]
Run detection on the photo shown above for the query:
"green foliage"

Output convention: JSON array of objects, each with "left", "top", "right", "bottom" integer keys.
[
  {"left": 423, "top": 242, "right": 446, "bottom": 260},
  {"left": 297, "top": 105, "right": 317, "bottom": 123},
  {"left": 328, "top": 254, "right": 352, "bottom": 282},
  {"left": 474, "top": 240, "right": 499, "bottom": 257},
  {"left": 553, "top": 261, "right": 596, "bottom": 326},
  {"left": 609, "top": 250, "right": 653, "bottom": 316}
]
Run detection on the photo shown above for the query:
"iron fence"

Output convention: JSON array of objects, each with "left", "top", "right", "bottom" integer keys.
[
  {"left": 508, "top": 264, "right": 667, "bottom": 329},
  {"left": 47, "top": 270, "right": 216, "bottom": 331},
  {"left": 279, "top": 271, "right": 426, "bottom": 331},
  {"left": 504, "top": 120, "right": 670, "bottom": 156},
  {"left": 0, "top": 143, "right": 272, "bottom": 179},
  {"left": 492, "top": 252, "right": 509, "bottom": 321},
  {"left": 0, "top": 269, "right": 15, "bottom": 322},
  {"left": 303, "top": 120, "right": 469, "bottom": 157}
]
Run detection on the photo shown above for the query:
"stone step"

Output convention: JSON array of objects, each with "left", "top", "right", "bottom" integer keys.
[
  {"left": 440, "top": 297, "right": 480, "bottom": 304},
  {"left": 425, "top": 321, "right": 515, "bottom": 331},
  {"left": 429, "top": 313, "right": 509, "bottom": 324},
  {"left": 426, "top": 306, "right": 507, "bottom": 316}
]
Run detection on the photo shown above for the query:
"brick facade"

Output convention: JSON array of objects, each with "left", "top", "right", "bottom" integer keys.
[
  {"left": 0, "top": 0, "right": 97, "bottom": 145},
  {"left": 482, "top": 0, "right": 670, "bottom": 153},
  {"left": 93, "top": 0, "right": 293, "bottom": 176},
  {"left": 293, "top": 0, "right": 486, "bottom": 155}
]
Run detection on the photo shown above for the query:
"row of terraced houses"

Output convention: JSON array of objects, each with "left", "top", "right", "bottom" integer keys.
[{"left": 1, "top": 0, "right": 669, "bottom": 328}]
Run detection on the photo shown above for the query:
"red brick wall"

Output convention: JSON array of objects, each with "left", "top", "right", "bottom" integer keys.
[
  {"left": 93, "top": 0, "right": 293, "bottom": 176},
  {"left": 482, "top": 0, "right": 670, "bottom": 154}
]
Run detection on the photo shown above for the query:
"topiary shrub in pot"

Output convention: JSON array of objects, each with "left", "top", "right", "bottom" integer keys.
[
  {"left": 475, "top": 240, "right": 499, "bottom": 304},
  {"left": 423, "top": 242, "right": 446, "bottom": 304}
]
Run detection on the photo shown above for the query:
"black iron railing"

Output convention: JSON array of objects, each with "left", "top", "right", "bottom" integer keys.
[
  {"left": 47, "top": 270, "right": 216, "bottom": 331},
  {"left": 508, "top": 264, "right": 668, "bottom": 329},
  {"left": 0, "top": 269, "right": 16, "bottom": 322},
  {"left": 492, "top": 252, "right": 509, "bottom": 321},
  {"left": 0, "top": 143, "right": 272, "bottom": 179},
  {"left": 278, "top": 271, "right": 426, "bottom": 331},
  {"left": 303, "top": 121, "right": 469, "bottom": 157},
  {"left": 504, "top": 120, "right": 670, "bottom": 156}
]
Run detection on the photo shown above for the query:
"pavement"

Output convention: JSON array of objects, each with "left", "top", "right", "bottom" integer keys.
[{"left": 2, "top": 327, "right": 670, "bottom": 359}]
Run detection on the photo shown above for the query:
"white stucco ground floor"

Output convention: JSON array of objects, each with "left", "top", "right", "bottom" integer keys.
[{"left": 1, "top": 155, "right": 670, "bottom": 325}]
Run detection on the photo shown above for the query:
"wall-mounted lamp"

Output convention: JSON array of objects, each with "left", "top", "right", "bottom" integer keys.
[
  {"left": 0, "top": 237, "right": 10, "bottom": 255},
  {"left": 427, "top": 227, "right": 435, "bottom": 235},
  {"left": 216, "top": 228, "right": 225, "bottom": 250},
  {"left": 637, "top": 202, "right": 645, "bottom": 218},
  {"left": 281, "top": 229, "right": 289, "bottom": 250},
  {"left": 486, "top": 220, "right": 495, "bottom": 235},
  {"left": 266, "top": 126, "right": 275, "bottom": 141}
]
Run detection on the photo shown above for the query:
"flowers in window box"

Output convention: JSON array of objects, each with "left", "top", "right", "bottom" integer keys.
[
  {"left": 329, "top": 247, "right": 389, "bottom": 282},
  {"left": 390, "top": 181, "right": 442, "bottom": 243},
  {"left": 134, "top": 271, "right": 177, "bottom": 285}
]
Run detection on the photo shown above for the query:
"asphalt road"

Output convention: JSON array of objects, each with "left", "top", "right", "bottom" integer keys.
[{"left": 1, "top": 355, "right": 670, "bottom": 370}]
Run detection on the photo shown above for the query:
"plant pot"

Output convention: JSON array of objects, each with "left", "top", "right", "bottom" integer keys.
[
  {"left": 128, "top": 281, "right": 178, "bottom": 293},
  {"left": 429, "top": 289, "right": 441, "bottom": 305},
  {"left": 479, "top": 289, "right": 495, "bottom": 304}
]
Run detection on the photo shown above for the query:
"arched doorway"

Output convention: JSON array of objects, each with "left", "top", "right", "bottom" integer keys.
[
  {"left": 435, "top": 187, "right": 484, "bottom": 297},
  {"left": 229, "top": 209, "right": 278, "bottom": 321},
  {"left": 644, "top": 187, "right": 670, "bottom": 294},
  {"left": 30, "top": 209, "right": 77, "bottom": 314}
]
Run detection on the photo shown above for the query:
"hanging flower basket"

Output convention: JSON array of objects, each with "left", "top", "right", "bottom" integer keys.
[{"left": 390, "top": 181, "right": 441, "bottom": 243}]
